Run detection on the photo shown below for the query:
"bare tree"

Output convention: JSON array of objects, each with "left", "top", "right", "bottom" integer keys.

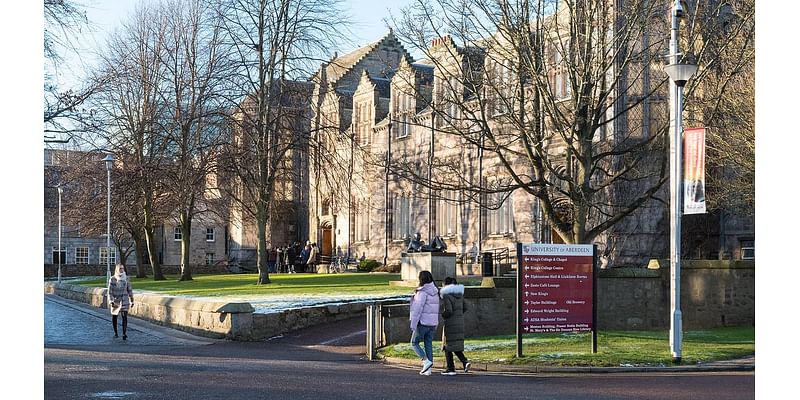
[
  {"left": 385, "top": 0, "right": 753, "bottom": 249},
  {"left": 44, "top": 0, "right": 101, "bottom": 142},
  {"left": 158, "top": 0, "right": 231, "bottom": 281},
  {"left": 92, "top": 1, "right": 173, "bottom": 280},
  {"left": 684, "top": 0, "right": 754, "bottom": 217},
  {"left": 218, "top": 0, "right": 350, "bottom": 284}
]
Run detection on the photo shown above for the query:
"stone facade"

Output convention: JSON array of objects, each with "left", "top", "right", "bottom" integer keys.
[
  {"left": 306, "top": 28, "right": 755, "bottom": 270},
  {"left": 44, "top": 148, "right": 230, "bottom": 275}
]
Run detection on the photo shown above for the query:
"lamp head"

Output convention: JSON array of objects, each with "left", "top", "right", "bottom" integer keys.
[{"left": 102, "top": 154, "right": 114, "bottom": 171}]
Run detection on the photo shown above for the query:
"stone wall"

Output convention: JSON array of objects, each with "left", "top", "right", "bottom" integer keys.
[
  {"left": 380, "top": 261, "right": 754, "bottom": 344},
  {"left": 44, "top": 263, "right": 231, "bottom": 278},
  {"left": 44, "top": 282, "right": 368, "bottom": 341}
]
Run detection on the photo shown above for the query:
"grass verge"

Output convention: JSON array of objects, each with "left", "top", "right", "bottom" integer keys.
[
  {"left": 382, "top": 327, "right": 754, "bottom": 367},
  {"left": 75, "top": 273, "right": 410, "bottom": 297}
]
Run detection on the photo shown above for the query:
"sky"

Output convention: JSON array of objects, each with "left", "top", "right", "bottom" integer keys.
[{"left": 52, "top": 0, "right": 416, "bottom": 90}]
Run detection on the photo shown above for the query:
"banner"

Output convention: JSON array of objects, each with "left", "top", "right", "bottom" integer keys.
[{"left": 683, "top": 127, "right": 706, "bottom": 214}]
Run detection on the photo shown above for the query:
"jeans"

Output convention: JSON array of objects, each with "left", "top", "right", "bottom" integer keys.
[{"left": 411, "top": 323, "right": 436, "bottom": 362}]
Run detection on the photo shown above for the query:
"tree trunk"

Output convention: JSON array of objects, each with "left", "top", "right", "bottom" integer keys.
[
  {"left": 179, "top": 211, "right": 193, "bottom": 281},
  {"left": 133, "top": 235, "right": 147, "bottom": 278},
  {"left": 256, "top": 204, "right": 270, "bottom": 284},
  {"left": 143, "top": 202, "right": 166, "bottom": 280}
]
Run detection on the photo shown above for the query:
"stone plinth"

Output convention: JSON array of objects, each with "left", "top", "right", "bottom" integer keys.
[{"left": 400, "top": 252, "right": 456, "bottom": 282}]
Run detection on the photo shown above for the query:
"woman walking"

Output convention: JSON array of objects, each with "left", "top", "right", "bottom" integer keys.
[
  {"left": 440, "top": 276, "right": 471, "bottom": 375},
  {"left": 108, "top": 263, "right": 134, "bottom": 340},
  {"left": 409, "top": 270, "right": 440, "bottom": 375}
]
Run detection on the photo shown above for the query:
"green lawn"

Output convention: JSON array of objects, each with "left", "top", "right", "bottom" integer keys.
[
  {"left": 382, "top": 327, "right": 754, "bottom": 367},
  {"left": 76, "top": 272, "right": 411, "bottom": 297}
]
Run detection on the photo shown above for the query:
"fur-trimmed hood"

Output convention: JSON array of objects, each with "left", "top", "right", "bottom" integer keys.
[{"left": 439, "top": 283, "right": 464, "bottom": 298}]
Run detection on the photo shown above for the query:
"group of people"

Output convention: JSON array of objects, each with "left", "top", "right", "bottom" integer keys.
[
  {"left": 267, "top": 241, "right": 320, "bottom": 273},
  {"left": 409, "top": 271, "right": 471, "bottom": 376}
]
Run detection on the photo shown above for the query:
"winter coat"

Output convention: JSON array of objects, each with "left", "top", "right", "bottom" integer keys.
[
  {"left": 108, "top": 276, "right": 133, "bottom": 316},
  {"left": 440, "top": 283, "right": 467, "bottom": 352},
  {"left": 307, "top": 246, "right": 319, "bottom": 265},
  {"left": 410, "top": 282, "right": 440, "bottom": 330}
]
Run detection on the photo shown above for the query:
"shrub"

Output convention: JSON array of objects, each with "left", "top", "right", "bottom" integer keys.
[{"left": 358, "top": 259, "right": 381, "bottom": 272}]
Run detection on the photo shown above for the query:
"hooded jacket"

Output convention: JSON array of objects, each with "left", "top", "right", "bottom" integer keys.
[
  {"left": 440, "top": 283, "right": 467, "bottom": 352},
  {"left": 410, "top": 282, "right": 440, "bottom": 329}
]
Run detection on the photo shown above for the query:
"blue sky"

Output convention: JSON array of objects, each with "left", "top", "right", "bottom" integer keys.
[{"left": 55, "top": 0, "right": 414, "bottom": 89}]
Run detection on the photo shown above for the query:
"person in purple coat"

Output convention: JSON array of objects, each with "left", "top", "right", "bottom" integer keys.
[{"left": 409, "top": 270, "right": 440, "bottom": 375}]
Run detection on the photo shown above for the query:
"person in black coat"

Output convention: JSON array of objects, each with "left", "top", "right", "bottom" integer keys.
[{"left": 439, "top": 276, "right": 471, "bottom": 375}]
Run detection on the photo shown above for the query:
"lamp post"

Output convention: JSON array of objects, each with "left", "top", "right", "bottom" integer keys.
[
  {"left": 57, "top": 186, "right": 63, "bottom": 283},
  {"left": 664, "top": 0, "right": 697, "bottom": 364},
  {"left": 103, "top": 154, "right": 114, "bottom": 284}
]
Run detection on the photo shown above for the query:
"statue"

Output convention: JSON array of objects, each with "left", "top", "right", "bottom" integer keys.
[
  {"left": 430, "top": 235, "right": 447, "bottom": 252},
  {"left": 407, "top": 233, "right": 425, "bottom": 253}
]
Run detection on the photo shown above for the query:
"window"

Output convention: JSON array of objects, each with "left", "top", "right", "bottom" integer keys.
[
  {"left": 436, "top": 190, "right": 458, "bottom": 236},
  {"left": 486, "top": 192, "right": 514, "bottom": 235},
  {"left": 205, "top": 252, "right": 215, "bottom": 265},
  {"left": 740, "top": 239, "right": 754, "bottom": 260},
  {"left": 355, "top": 200, "right": 370, "bottom": 242},
  {"left": 75, "top": 247, "right": 89, "bottom": 264},
  {"left": 174, "top": 226, "right": 182, "bottom": 241},
  {"left": 206, "top": 227, "right": 215, "bottom": 242},
  {"left": 392, "top": 194, "right": 412, "bottom": 240},
  {"left": 99, "top": 247, "right": 117, "bottom": 266},
  {"left": 52, "top": 247, "right": 66, "bottom": 264}
]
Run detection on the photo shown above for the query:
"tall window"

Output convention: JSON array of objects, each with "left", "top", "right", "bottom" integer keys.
[
  {"left": 392, "top": 194, "right": 412, "bottom": 240},
  {"left": 205, "top": 252, "right": 215, "bottom": 265},
  {"left": 355, "top": 200, "right": 370, "bottom": 242},
  {"left": 174, "top": 226, "right": 182, "bottom": 241},
  {"left": 436, "top": 190, "right": 458, "bottom": 236},
  {"left": 99, "top": 247, "right": 117, "bottom": 266},
  {"left": 52, "top": 247, "right": 66, "bottom": 264},
  {"left": 75, "top": 246, "right": 89, "bottom": 265},
  {"left": 486, "top": 193, "right": 514, "bottom": 235},
  {"left": 206, "top": 227, "right": 215, "bottom": 242}
]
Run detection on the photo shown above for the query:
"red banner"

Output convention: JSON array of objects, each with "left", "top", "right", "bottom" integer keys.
[{"left": 683, "top": 127, "right": 706, "bottom": 214}]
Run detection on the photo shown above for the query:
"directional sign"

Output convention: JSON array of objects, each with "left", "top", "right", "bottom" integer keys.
[{"left": 517, "top": 244, "right": 595, "bottom": 334}]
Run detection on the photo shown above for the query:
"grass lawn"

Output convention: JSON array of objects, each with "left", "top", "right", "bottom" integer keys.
[
  {"left": 76, "top": 272, "right": 411, "bottom": 297},
  {"left": 382, "top": 327, "right": 755, "bottom": 367}
]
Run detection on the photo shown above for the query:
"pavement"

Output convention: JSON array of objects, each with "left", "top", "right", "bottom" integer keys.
[
  {"left": 46, "top": 293, "right": 754, "bottom": 374},
  {"left": 380, "top": 354, "right": 755, "bottom": 374}
]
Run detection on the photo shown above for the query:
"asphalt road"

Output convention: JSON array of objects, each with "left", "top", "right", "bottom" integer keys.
[{"left": 44, "top": 295, "right": 755, "bottom": 400}]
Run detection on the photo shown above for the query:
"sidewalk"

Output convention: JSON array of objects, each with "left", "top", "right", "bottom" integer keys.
[{"left": 380, "top": 354, "right": 755, "bottom": 374}]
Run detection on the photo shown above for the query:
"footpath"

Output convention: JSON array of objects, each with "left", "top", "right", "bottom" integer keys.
[{"left": 380, "top": 354, "right": 755, "bottom": 374}]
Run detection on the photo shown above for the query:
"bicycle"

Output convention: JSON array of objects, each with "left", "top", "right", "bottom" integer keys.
[{"left": 330, "top": 256, "right": 347, "bottom": 273}]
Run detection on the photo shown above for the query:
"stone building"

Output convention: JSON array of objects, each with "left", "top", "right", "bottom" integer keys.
[
  {"left": 306, "top": 27, "right": 755, "bottom": 268},
  {"left": 44, "top": 148, "right": 228, "bottom": 276},
  {"left": 224, "top": 81, "right": 314, "bottom": 268}
]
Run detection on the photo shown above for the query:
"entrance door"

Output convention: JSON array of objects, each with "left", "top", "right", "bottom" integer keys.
[{"left": 322, "top": 228, "right": 332, "bottom": 257}]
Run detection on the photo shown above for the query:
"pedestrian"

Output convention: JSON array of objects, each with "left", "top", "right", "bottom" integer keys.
[
  {"left": 409, "top": 270, "right": 440, "bottom": 376},
  {"left": 285, "top": 243, "right": 296, "bottom": 273},
  {"left": 300, "top": 242, "right": 311, "bottom": 273},
  {"left": 439, "top": 276, "right": 471, "bottom": 375},
  {"left": 267, "top": 246, "right": 277, "bottom": 273},
  {"left": 276, "top": 246, "right": 284, "bottom": 273},
  {"left": 107, "top": 263, "right": 134, "bottom": 340},
  {"left": 307, "top": 242, "right": 319, "bottom": 273}
]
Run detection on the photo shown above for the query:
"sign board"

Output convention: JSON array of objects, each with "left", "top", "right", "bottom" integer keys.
[{"left": 516, "top": 243, "right": 597, "bottom": 356}]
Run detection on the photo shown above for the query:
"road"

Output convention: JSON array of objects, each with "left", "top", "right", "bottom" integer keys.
[{"left": 44, "top": 295, "right": 755, "bottom": 400}]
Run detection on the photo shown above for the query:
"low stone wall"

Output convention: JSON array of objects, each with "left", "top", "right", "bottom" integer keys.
[
  {"left": 44, "top": 263, "right": 229, "bottom": 278},
  {"left": 380, "top": 261, "right": 755, "bottom": 344},
  {"left": 44, "top": 282, "right": 367, "bottom": 341}
]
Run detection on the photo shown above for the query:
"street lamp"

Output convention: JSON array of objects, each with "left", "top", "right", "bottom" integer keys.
[
  {"left": 102, "top": 154, "right": 114, "bottom": 284},
  {"left": 664, "top": 0, "right": 697, "bottom": 364},
  {"left": 57, "top": 186, "right": 63, "bottom": 283}
]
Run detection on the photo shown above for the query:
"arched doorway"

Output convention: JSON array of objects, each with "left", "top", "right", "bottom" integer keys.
[{"left": 319, "top": 218, "right": 333, "bottom": 257}]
